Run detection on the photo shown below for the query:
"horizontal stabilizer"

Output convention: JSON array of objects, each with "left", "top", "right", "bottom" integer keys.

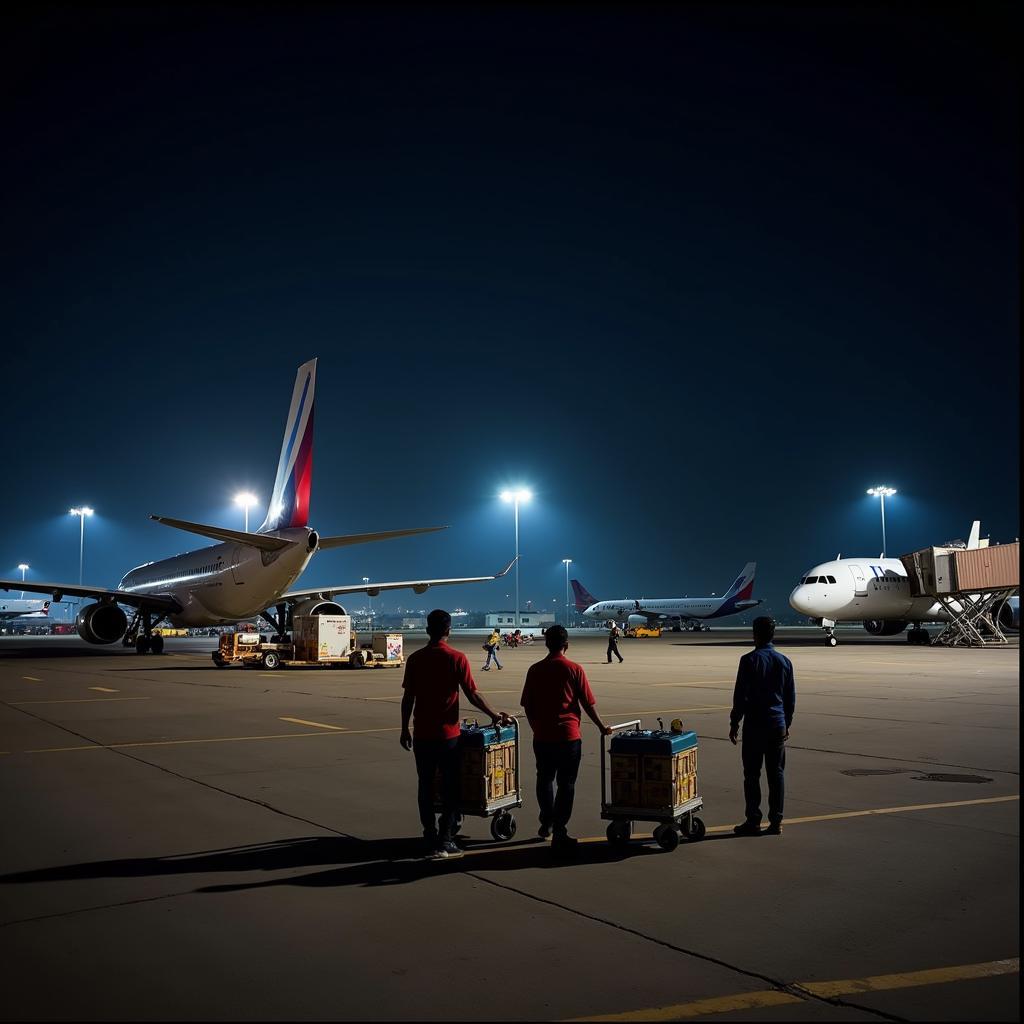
[
  {"left": 150, "top": 515, "right": 293, "bottom": 552},
  {"left": 317, "top": 526, "right": 448, "bottom": 550}
]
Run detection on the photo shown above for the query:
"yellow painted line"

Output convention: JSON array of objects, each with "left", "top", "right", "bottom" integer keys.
[
  {"left": 22, "top": 676, "right": 42, "bottom": 682},
  {"left": 568, "top": 990, "right": 801, "bottom": 1021},
  {"left": 279, "top": 716, "right": 346, "bottom": 731},
  {"left": 23, "top": 726, "right": 400, "bottom": 754},
  {"left": 89, "top": 686, "right": 119, "bottom": 693},
  {"left": 703, "top": 793, "right": 1020, "bottom": 833},
  {"left": 570, "top": 958, "right": 1020, "bottom": 1021},
  {"left": 9, "top": 697, "right": 151, "bottom": 705}
]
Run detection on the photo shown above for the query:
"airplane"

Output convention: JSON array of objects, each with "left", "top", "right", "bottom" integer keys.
[
  {"left": 0, "top": 598, "right": 50, "bottom": 620},
  {"left": 788, "top": 521, "right": 1019, "bottom": 646},
  {"left": 0, "top": 358, "right": 514, "bottom": 654},
  {"left": 571, "top": 563, "right": 761, "bottom": 630}
]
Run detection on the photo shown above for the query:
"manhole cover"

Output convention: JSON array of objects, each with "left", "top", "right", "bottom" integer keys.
[
  {"left": 912, "top": 773, "right": 993, "bottom": 784},
  {"left": 839, "top": 768, "right": 909, "bottom": 777}
]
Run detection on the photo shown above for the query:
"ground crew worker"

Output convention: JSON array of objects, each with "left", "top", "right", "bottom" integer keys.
[
  {"left": 400, "top": 609, "right": 509, "bottom": 860},
  {"left": 482, "top": 626, "right": 502, "bottom": 671},
  {"left": 606, "top": 622, "right": 623, "bottom": 663},
  {"left": 520, "top": 624, "right": 611, "bottom": 852},
  {"left": 729, "top": 616, "right": 795, "bottom": 836}
]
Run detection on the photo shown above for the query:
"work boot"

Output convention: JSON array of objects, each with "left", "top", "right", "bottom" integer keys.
[
  {"left": 733, "top": 820, "right": 763, "bottom": 837},
  {"left": 438, "top": 839, "right": 464, "bottom": 860},
  {"left": 537, "top": 823, "right": 552, "bottom": 840},
  {"left": 764, "top": 821, "right": 784, "bottom": 836}
]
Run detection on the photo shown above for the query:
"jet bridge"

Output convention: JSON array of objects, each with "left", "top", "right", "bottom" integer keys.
[{"left": 900, "top": 542, "right": 1019, "bottom": 647}]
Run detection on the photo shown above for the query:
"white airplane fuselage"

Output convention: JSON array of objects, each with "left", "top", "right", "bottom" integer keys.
[
  {"left": 789, "top": 558, "right": 952, "bottom": 624},
  {"left": 118, "top": 528, "right": 318, "bottom": 627},
  {"left": 582, "top": 597, "right": 748, "bottom": 623}
]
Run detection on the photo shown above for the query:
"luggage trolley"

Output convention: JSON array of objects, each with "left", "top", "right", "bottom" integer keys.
[
  {"left": 601, "top": 719, "right": 706, "bottom": 852},
  {"left": 439, "top": 717, "right": 523, "bottom": 842}
]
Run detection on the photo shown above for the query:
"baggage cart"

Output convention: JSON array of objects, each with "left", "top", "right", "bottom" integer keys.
[
  {"left": 436, "top": 717, "right": 523, "bottom": 842},
  {"left": 600, "top": 719, "right": 706, "bottom": 852}
]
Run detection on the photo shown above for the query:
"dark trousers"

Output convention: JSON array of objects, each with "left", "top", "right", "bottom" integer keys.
[
  {"left": 741, "top": 725, "right": 786, "bottom": 825},
  {"left": 607, "top": 639, "right": 622, "bottom": 662},
  {"left": 534, "top": 739, "right": 583, "bottom": 836},
  {"left": 413, "top": 737, "right": 460, "bottom": 841}
]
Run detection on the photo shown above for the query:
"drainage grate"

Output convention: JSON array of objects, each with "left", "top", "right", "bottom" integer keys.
[{"left": 912, "top": 773, "right": 993, "bottom": 784}]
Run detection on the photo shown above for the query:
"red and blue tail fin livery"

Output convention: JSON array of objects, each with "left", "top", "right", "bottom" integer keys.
[
  {"left": 259, "top": 358, "right": 317, "bottom": 533},
  {"left": 710, "top": 562, "right": 760, "bottom": 617},
  {"left": 571, "top": 579, "right": 598, "bottom": 612}
]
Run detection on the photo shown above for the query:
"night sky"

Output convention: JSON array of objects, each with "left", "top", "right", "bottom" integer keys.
[{"left": 2, "top": 4, "right": 1018, "bottom": 620}]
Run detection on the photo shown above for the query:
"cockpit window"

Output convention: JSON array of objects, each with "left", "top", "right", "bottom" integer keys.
[
  {"left": 826, "top": 575, "right": 836, "bottom": 584},
  {"left": 803, "top": 576, "right": 818, "bottom": 584}
]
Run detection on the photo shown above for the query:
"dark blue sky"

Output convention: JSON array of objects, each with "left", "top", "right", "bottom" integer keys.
[{"left": 2, "top": 5, "right": 1018, "bottom": 618}]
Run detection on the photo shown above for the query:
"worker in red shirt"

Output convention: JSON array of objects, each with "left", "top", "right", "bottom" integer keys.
[
  {"left": 520, "top": 624, "right": 611, "bottom": 851},
  {"left": 400, "top": 609, "right": 509, "bottom": 860}
]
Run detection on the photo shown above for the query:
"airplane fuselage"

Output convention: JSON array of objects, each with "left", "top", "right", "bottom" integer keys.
[
  {"left": 118, "top": 528, "right": 318, "bottom": 626},
  {"left": 583, "top": 597, "right": 759, "bottom": 623}
]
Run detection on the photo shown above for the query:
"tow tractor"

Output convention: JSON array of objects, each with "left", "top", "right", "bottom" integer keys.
[
  {"left": 625, "top": 624, "right": 662, "bottom": 638},
  {"left": 212, "top": 615, "right": 403, "bottom": 671}
]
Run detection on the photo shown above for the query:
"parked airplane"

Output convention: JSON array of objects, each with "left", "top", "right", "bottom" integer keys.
[
  {"left": 788, "top": 521, "right": 1018, "bottom": 645},
  {"left": 571, "top": 563, "right": 761, "bottom": 630},
  {"left": 0, "top": 598, "right": 50, "bottom": 620},
  {"left": 0, "top": 358, "right": 513, "bottom": 654}
]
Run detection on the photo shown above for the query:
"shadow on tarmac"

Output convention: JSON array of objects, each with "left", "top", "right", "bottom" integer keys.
[{"left": 0, "top": 834, "right": 670, "bottom": 894}]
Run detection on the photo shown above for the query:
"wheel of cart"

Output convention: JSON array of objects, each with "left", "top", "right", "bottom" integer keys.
[
  {"left": 438, "top": 716, "right": 524, "bottom": 843},
  {"left": 600, "top": 719, "right": 706, "bottom": 852}
]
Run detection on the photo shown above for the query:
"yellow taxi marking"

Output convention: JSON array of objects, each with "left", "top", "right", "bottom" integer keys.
[
  {"left": 22, "top": 676, "right": 42, "bottom": 682},
  {"left": 568, "top": 957, "right": 1020, "bottom": 1021},
  {"left": 23, "top": 726, "right": 400, "bottom": 753},
  {"left": 278, "top": 716, "right": 346, "bottom": 731},
  {"left": 9, "top": 697, "right": 150, "bottom": 705},
  {"left": 89, "top": 686, "right": 119, "bottom": 693}
]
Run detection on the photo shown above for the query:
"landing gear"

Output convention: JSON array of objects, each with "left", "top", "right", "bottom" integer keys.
[
  {"left": 126, "top": 610, "right": 166, "bottom": 654},
  {"left": 260, "top": 603, "right": 290, "bottom": 641},
  {"left": 821, "top": 619, "right": 838, "bottom": 647},
  {"left": 149, "top": 634, "right": 164, "bottom": 655},
  {"left": 135, "top": 636, "right": 150, "bottom": 654}
]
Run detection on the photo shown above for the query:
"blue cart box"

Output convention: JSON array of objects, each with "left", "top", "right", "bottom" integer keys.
[
  {"left": 610, "top": 729, "right": 697, "bottom": 755},
  {"left": 459, "top": 721, "right": 517, "bottom": 747}
]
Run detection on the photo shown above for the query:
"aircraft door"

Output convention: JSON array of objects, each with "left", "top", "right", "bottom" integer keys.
[
  {"left": 848, "top": 564, "right": 868, "bottom": 596},
  {"left": 230, "top": 546, "right": 246, "bottom": 585}
]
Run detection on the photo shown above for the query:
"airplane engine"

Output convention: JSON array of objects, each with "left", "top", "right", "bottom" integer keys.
[
  {"left": 76, "top": 603, "right": 128, "bottom": 645},
  {"left": 291, "top": 598, "right": 346, "bottom": 619},
  {"left": 863, "top": 619, "right": 908, "bottom": 637},
  {"left": 627, "top": 614, "right": 647, "bottom": 627},
  {"left": 994, "top": 597, "right": 1019, "bottom": 632}
]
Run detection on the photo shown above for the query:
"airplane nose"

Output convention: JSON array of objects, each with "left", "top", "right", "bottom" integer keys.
[{"left": 789, "top": 586, "right": 811, "bottom": 614}]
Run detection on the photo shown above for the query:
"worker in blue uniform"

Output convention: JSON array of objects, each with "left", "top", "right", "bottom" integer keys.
[{"left": 729, "top": 616, "right": 795, "bottom": 836}]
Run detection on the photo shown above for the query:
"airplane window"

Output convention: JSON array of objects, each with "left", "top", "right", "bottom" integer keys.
[
  {"left": 804, "top": 576, "right": 818, "bottom": 584},
  {"left": 826, "top": 575, "right": 836, "bottom": 584}
]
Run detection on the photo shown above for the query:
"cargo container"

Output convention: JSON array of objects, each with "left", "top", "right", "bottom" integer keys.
[
  {"left": 293, "top": 615, "right": 351, "bottom": 662},
  {"left": 951, "top": 543, "right": 1019, "bottom": 592},
  {"left": 372, "top": 632, "right": 403, "bottom": 661}
]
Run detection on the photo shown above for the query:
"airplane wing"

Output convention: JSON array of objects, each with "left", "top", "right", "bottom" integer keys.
[
  {"left": 317, "top": 526, "right": 448, "bottom": 549},
  {"left": 0, "top": 580, "right": 181, "bottom": 614},
  {"left": 280, "top": 558, "right": 516, "bottom": 602}
]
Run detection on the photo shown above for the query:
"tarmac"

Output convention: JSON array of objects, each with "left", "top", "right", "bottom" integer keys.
[{"left": 0, "top": 628, "right": 1018, "bottom": 1021}]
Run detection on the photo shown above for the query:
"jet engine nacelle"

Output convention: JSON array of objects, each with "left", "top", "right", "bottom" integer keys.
[
  {"left": 76, "top": 602, "right": 128, "bottom": 645},
  {"left": 291, "top": 598, "right": 346, "bottom": 619},
  {"left": 994, "top": 597, "right": 1019, "bottom": 632},
  {"left": 863, "top": 619, "right": 908, "bottom": 637},
  {"left": 627, "top": 614, "right": 647, "bottom": 627}
]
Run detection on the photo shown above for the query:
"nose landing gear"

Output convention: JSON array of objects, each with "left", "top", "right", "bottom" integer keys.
[{"left": 820, "top": 619, "right": 838, "bottom": 646}]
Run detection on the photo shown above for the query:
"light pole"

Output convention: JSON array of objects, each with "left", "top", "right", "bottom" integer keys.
[
  {"left": 69, "top": 507, "right": 94, "bottom": 586},
  {"left": 363, "top": 577, "right": 371, "bottom": 629},
  {"left": 562, "top": 558, "right": 572, "bottom": 627},
  {"left": 500, "top": 488, "right": 532, "bottom": 628},
  {"left": 867, "top": 486, "right": 897, "bottom": 556},
  {"left": 234, "top": 492, "right": 258, "bottom": 533},
  {"left": 18, "top": 563, "right": 29, "bottom": 600}
]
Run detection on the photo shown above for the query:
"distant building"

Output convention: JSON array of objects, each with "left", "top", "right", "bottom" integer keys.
[
  {"left": 485, "top": 611, "right": 555, "bottom": 628},
  {"left": 401, "top": 616, "right": 427, "bottom": 630}
]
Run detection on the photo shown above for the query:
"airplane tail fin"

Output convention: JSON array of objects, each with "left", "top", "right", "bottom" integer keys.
[
  {"left": 571, "top": 579, "right": 598, "bottom": 612},
  {"left": 967, "top": 521, "right": 982, "bottom": 549},
  {"left": 259, "top": 358, "right": 317, "bottom": 533},
  {"left": 724, "top": 562, "right": 757, "bottom": 602}
]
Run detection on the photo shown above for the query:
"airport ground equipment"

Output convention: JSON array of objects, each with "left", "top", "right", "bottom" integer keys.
[
  {"left": 211, "top": 615, "right": 404, "bottom": 669},
  {"left": 438, "top": 718, "right": 522, "bottom": 842},
  {"left": 601, "top": 719, "right": 705, "bottom": 851},
  {"left": 900, "top": 542, "right": 1019, "bottom": 647},
  {"left": 625, "top": 625, "right": 662, "bottom": 638}
]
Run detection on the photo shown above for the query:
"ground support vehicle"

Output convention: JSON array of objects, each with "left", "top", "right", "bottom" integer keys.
[
  {"left": 438, "top": 718, "right": 523, "bottom": 842},
  {"left": 600, "top": 719, "right": 705, "bottom": 852},
  {"left": 625, "top": 625, "right": 662, "bottom": 638}
]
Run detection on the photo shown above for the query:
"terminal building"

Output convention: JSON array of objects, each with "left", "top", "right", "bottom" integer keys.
[{"left": 484, "top": 611, "right": 555, "bottom": 629}]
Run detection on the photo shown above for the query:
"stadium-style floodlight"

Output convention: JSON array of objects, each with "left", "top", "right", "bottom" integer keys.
[
  {"left": 562, "top": 558, "right": 572, "bottom": 627},
  {"left": 867, "top": 486, "right": 897, "bottom": 556},
  {"left": 69, "top": 507, "right": 94, "bottom": 586},
  {"left": 234, "top": 492, "right": 259, "bottom": 533},
  {"left": 363, "top": 577, "right": 372, "bottom": 627},
  {"left": 500, "top": 488, "right": 532, "bottom": 628},
  {"left": 18, "top": 563, "right": 29, "bottom": 599}
]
